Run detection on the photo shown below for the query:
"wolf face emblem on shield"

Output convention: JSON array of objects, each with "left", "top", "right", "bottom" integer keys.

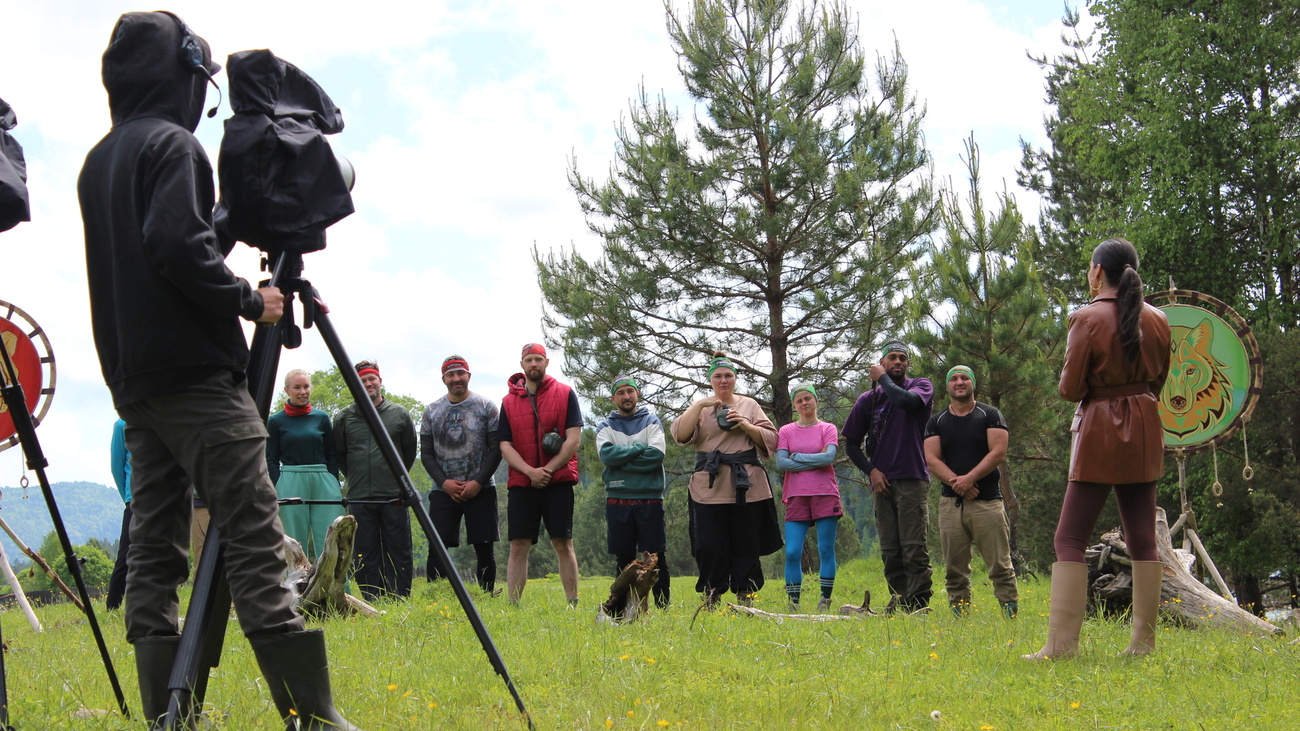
[{"left": 1159, "top": 319, "right": 1232, "bottom": 438}]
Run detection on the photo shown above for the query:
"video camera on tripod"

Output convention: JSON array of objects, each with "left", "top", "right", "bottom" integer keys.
[
  {"left": 213, "top": 49, "right": 355, "bottom": 258},
  {"left": 171, "top": 49, "right": 535, "bottom": 730}
]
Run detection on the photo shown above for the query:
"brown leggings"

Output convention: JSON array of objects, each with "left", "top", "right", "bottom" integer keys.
[{"left": 1054, "top": 481, "right": 1158, "bottom": 563}]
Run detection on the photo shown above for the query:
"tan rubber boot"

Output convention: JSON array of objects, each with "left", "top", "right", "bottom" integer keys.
[
  {"left": 1022, "top": 561, "right": 1088, "bottom": 661},
  {"left": 1121, "top": 560, "right": 1163, "bottom": 656}
]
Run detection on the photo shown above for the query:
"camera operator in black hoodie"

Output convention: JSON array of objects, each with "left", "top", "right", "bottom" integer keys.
[{"left": 78, "top": 12, "right": 357, "bottom": 730}]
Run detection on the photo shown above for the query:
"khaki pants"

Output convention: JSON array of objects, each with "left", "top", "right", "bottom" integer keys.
[{"left": 939, "top": 496, "right": 1018, "bottom": 607}]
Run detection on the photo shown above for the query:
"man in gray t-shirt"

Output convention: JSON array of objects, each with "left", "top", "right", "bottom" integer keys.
[{"left": 420, "top": 355, "right": 502, "bottom": 593}]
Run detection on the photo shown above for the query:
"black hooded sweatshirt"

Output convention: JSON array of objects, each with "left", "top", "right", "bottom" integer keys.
[{"left": 79, "top": 12, "right": 264, "bottom": 408}]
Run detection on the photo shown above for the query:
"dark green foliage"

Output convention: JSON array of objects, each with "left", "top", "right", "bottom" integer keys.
[
  {"left": 538, "top": 0, "right": 936, "bottom": 427},
  {"left": 23, "top": 530, "right": 114, "bottom": 593},
  {"left": 1021, "top": 1, "right": 1300, "bottom": 327}
]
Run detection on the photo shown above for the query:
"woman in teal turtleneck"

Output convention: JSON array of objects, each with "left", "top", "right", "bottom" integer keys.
[{"left": 266, "top": 369, "right": 343, "bottom": 558}]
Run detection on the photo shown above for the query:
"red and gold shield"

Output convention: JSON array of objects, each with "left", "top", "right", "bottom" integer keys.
[{"left": 1, "top": 300, "right": 57, "bottom": 452}]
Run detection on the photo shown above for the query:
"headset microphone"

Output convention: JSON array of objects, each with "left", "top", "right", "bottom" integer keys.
[{"left": 206, "top": 76, "right": 222, "bottom": 118}]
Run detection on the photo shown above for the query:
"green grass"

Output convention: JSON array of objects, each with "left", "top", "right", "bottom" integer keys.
[{"left": 2, "top": 559, "right": 1296, "bottom": 729}]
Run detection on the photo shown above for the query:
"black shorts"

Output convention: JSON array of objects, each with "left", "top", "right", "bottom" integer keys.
[
  {"left": 507, "top": 481, "right": 575, "bottom": 543},
  {"left": 605, "top": 500, "right": 667, "bottom": 555},
  {"left": 427, "top": 484, "right": 499, "bottom": 547}
]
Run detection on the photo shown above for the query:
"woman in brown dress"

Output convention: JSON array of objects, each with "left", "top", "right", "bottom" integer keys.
[
  {"left": 671, "top": 351, "right": 782, "bottom": 607},
  {"left": 1025, "top": 237, "right": 1171, "bottom": 660}
]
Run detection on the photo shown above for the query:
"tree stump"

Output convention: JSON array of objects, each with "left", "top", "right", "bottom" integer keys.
[
  {"left": 1087, "top": 507, "right": 1279, "bottom": 635},
  {"left": 282, "top": 514, "right": 379, "bottom": 618}
]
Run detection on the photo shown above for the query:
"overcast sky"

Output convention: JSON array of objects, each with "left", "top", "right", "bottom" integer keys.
[{"left": 0, "top": 0, "right": 1076, "bottom": 489}]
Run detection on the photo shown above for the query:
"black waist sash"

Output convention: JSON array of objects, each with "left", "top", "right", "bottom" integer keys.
[{"left": 694, "top": 448, "right": 761, "bottom": 504}]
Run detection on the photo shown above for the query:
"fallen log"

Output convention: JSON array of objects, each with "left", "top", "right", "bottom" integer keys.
[{"left": 1087, "top": 507, "right": 1279, "bottom": 635}]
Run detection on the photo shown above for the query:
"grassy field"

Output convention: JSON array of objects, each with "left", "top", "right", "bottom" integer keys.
[{"left": 2, "top": 558, "right": 1295, "bottom": 729}]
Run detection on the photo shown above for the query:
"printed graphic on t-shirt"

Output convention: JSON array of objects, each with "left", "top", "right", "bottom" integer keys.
[{"left": 421, "top": 394, "right": 498, "bottom": 483}]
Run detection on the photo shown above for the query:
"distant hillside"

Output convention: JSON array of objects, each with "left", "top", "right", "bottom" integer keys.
[{"left": 0, "top": 482, "right": 122, "bottom": 566}]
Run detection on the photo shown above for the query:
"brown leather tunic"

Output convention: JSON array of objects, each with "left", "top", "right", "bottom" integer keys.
[{"left": 1060, "top": 295, "right": 1171, "bottom": 484}]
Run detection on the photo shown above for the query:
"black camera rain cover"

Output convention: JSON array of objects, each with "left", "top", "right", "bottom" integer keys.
[
  {"left": 0, "top": 97, "right": 31, "bottom": 233},
  {"left": 214, "top": 50, "right": 353, "bottom": 253}
]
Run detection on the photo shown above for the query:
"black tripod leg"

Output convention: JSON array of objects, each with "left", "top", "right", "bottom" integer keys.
[
  {"left": 163, "top": 527, "right": 227, "bottom": 729},
  {"left": 0, "top": 594, "right": 11, "bottom": 731},
  {"left": 0, "top": 348, "right": 130, "bottom": 718},
  {"left": 311, "top": 298, "right": 535, "bottom": 730}
]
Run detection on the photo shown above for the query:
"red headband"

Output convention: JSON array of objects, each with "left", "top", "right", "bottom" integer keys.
[
  {"left": 357, "top": 366, "right": 379, "bottom": 378},
  {"left": 442, "top": 358, "right": 470, "bottom": 375},
  {"left": 521, "top": 343, "right": 547, "bottom": 358}
]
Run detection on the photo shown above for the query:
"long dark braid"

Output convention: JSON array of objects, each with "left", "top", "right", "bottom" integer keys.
[{"left": 1093, "top": 237, "right": 1144, "bottom": 362}]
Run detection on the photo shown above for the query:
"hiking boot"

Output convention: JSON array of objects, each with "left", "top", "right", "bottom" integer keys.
[
  {"left": 1002, "top": 601, "right": 1019, "bottom": 619},
  {"left": 816, "top": 597, "right": 833, "bottom": 613}
]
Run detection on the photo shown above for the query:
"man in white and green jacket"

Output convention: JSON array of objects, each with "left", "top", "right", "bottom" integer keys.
[{"left": 595, "top": 376, "right": 671, "bottom": 607}]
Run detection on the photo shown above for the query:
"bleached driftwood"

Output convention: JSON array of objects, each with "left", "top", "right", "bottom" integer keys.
[
  {"left": 1088, "top": 507, "right": 1280, "bottom": 635},
  {"left": 282, "top": 515, "right": 379, "bottom": 618},
  {"left": 728, "top": 604, "right": 859, "bottom": 621}
]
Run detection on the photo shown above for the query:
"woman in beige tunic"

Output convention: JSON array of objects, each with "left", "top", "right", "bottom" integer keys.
[
  {"left": 672, "top": 352, "right": 782, "bottom": 606},
  {"left": 1025, "top": 237, "right": 1171, "bottom": 661}
]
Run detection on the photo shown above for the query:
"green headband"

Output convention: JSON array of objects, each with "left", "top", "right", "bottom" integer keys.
[
  {"left": 881, "top": 340, "right": 909, "bottom": 357},
  {"left": 946, "top": 365, "right": 976, "bottom": 391},
  {"left": 789, "top": 384, "right": 817, "bottom": 401},
  {"left": 707, "top": 357, "right": 737, "bottom": 379},
  {"left": 610, "top": 376, "right": 639, "bottom": 397}
]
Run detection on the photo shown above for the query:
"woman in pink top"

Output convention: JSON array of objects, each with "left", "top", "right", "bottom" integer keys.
[{"left": 776, "top": 385, "right": 842, "bottom": 611}]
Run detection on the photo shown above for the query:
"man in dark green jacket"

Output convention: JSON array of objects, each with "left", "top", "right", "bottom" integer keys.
[{"left": 334, "top": 360, "right": 417, "bottom": 599}]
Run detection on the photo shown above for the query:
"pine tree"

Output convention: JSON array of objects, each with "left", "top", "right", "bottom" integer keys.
[{"left": 537, "top": 0, "right": 935, "bottom": 425}]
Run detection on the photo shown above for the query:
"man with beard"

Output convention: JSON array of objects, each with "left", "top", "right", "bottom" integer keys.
[
  {"left": 334, "top": 360, "right": 417, "bottom": 600},
  {"left": 924, "top": 366, "right": 1017, "bottom": 617},
  {"left": 497, "top": 344, "right": 582, "bottom": 605},
  {"left": 420, "top": 355, "right": 502, "bottom": 593},
  {"left": 595, "top": 376, "right": 670, "bottom": 608},
  {"left": 842, "top": 339, "right": 935, "bottom": 613},
  {"left": 78, "top": 12, "right": 357, "bottom": 727}
]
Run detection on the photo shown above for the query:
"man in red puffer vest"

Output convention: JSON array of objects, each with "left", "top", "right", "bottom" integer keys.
[{"left": 498, "top": 343, "right": 583, "bottom": 605}]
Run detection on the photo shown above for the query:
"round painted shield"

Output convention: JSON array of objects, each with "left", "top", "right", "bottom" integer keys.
[
  {"left": 1146, "top": 290, "right": 1262, "bottom": 455},
  {"left": 1, "top": 300, "right": 57, "bottom": 453}
]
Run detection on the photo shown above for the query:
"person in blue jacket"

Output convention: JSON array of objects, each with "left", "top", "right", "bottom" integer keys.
[{"left": 106, "top": 418, "right": 132, "bottom": 610}]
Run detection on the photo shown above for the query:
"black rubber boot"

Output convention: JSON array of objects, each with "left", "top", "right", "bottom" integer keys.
[
  {"left": 250, "top": 629, "right": 360, "bottom": 730},
  {"left": 133, "top": 635, "right": 197, "bottom": 730}
]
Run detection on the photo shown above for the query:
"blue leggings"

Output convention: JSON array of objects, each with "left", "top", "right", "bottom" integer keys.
[{"left": 784, "top": 518, "right": 838, "bottom": 585}]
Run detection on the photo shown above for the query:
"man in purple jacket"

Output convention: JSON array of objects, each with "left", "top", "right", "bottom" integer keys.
[{"left": 842, "top": 340, "right": 935, "bottom": 612}]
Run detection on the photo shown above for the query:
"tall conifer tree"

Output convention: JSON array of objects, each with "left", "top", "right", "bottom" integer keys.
[{"left": 537, "top": 0, "right": 935, "bottom": 424}]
